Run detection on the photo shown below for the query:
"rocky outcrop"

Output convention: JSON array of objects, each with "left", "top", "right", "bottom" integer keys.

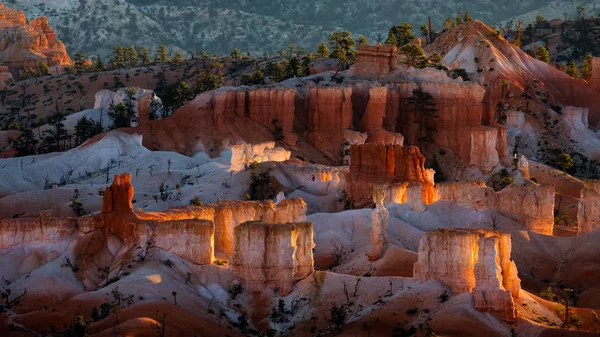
[
  {"left": 591, "top": 57, "right": 600, "bottom": 92},
  {"left": 368, "top": 186, "right": 389, "bottom": 261},
  {"left": 470, "top": 126, "right": 500, "bottom": 173},
  {"left": 307, "top": 86, "right": 353, "bottom": 152},
  {"left": 102, "top": 173, "right": 134, "bottom": 214},
  {"left": 0, "top": 4, "right": 71, "bottom": 72},
  {"left": 230, "top": 142, "right": 291, "bottom": 172},
  {"left": 231, "top": 222, "right": 314, "bottom": 295},
  {"left": 437, "top": 182, "right": 555, "bottom": 234},
  {"left": 517, "top": 155, "right": 530, "bottom": 179},
  {"left": 346, "top": 143, "right": 437, "bottom": 205},
  {"left": 151, "top": 220, "right": 215, "bottom": 265},
  {"left": 361, "top": 86, "right": 404, "bottom": 145},
  {"left": 351, "top": 44, "right": 398, "bottom": 78},
  {"left": 0, "top": 217, "right": 77, "bottom": 249},
  {"left": 154, "top": 198, "right": 307, "bottom": 255},
  {"left": 561, "top": 106, "right": 589, "bottom": 135},
  {"left": 0, "top": 65, "right": 13, "bottom": 89},
  {"left": 308, "top": 58, "right": 342, "bottom": 75},
  {"left": 94, "top": 88, "right": 160, "bottom": 127},
  {"left": 578, "top": 180, "right": 600, "bottom": 235},
  {"left": 414, "top": 229, "right": 520, "bottom": 322}
]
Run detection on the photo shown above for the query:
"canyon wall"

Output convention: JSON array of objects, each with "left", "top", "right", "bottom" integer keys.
[
  {"left": 307, "top": 86, "right": 353, "bottom": 152},
  {"left": 578, "top": 180, "right": 600, "bottom": 235},
  {"left": 151, "top": 219, "right": 215, "bottom": 265},
  {"left": 230, "top": 142, "right": 291, "bottom": 172},
  {"left": 0, "top": 217, "right": 77, "bottom": 249},
  {"left": 346, "top": 143, "right": 437, "bottom": 205},
  {"left": 231, "top": 221, "right": 314, "bottom": 295},
  {"left": 437, "top": 182, "right": 555, "bottom": 234},
  {"left": 0, "top": 4, "right": 71, "bottom": 72},
  {"left": 351, "top": 44, "right": 398, "bottom": 79},
  {"left": 591, "top": 57, "right": 600, "bottom": 93},
  {"left": 414, "top": 229, "right": 520, "bottom": 322},
  {"left": 0, "top": 65, "right": 13, "bottom": 89}
]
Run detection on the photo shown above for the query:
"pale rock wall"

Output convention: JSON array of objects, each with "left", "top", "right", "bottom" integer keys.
[
  {"left": 151, "top": 220, "right": 214, "bottom": 265},
  {"left": 413, "top": 229, "right": 520, "bottom": 322},
  {"left": 231, "top": 222, "right": 314, "bottom": 295},
  {"left": 561, "top": 106, "right": 589, "bottom": 135},
  {"left": 578, "top": 180, "right": 600, "bottom": 235},
  {"left": 368, "top": 187, "right": 389, "bottom": 261},
  {"left": 0, "top": 217, "right": 76, "bottom": 249},
  {"left": 230, "top": 142, "right": 291, "bottom": 172},
  {"left": 506, "top": 111, "right": 525, "bottom": 128},
  {"left": 94, "top": 88, "right": 160, "bottom": 127},
  {"left": 470, "top": 126, "right": 500, "bottom": 173},
  {"left": 437, "top": 182, "right": 555, "bottom": 234}
]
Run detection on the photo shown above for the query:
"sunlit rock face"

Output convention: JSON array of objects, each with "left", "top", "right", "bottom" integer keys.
[
  {"left": 231, "top": 221, "right": 314, "bottom": 295},
  {"left": 230, "top": 142, "right": 291, "bottom": 172},
  {"left": 591, "top": 57, "right": 600, "bottom": 92},
  {"left": 413, "top": 229, "right": 521, "bottom": 322},
  {"left": 437, "top": 182, "right": 555, "bottom": 235},
  {"left": 351, "top": 43, "right": 398, "bottom": 79},
  {"left": 307, "top": 86, "right": 353, "bottom": 152},
  {"left": 578, "top": 180, "right": 600, "bottom": 235},
  {"left": 150, "top": 219, "right": 214, "bottom": 265},
  {"left": 0, "top": 4, "right": 72, "bottom": 71},
  {"left": 470, "top": 126, "right": 501, "bottom": 173},
  {"left": 0, "top": 217, "right": 77, "bottom": 249},
  {"left": 346, "top": 143, "right": 437, "bottom": 206},
  {"left": 153, "top": 198, "right": 308, "bottom": 256}
]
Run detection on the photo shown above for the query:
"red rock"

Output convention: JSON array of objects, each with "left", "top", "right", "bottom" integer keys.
[
  {"left": 307, "top": 86, "right": 353, "bottom": 152},
  {"left": 591, "top": 57, "right": 600, "bottom": 93},
  {"left": 0, "top": 5, "right": 71, "bottom": 72},
  {"left": 351, "top": 44, "right": 398, "bottom": 78},
  {"left": 102, "top": 174, "right": 134, "bottom": 214}
]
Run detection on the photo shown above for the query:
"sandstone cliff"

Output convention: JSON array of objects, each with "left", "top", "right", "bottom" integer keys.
[
  {"left": 346, "top": 143, "right": 437, "bottom": 205},
  {"left": 591, "top": 57, "right": 600, "bottom": 93},
  {"left": 231, "top": 221, "right": 314, "bottom": 295},
  {"left": 414, "top": 229, "right": 521, "bottom": 322},
  {"left": 307, "top": 86, "right": 353, "bottom": 152},
  {"left": 368, "top": 186, "right": 389, "bottom": 261},
  {"left": 0, "top": 4, "right": 71, "bottom": 73},
  {"left": 351, "top": 44, "right": 398, "bottom": 79},
  {"left": 0, "top": 65, "right": 13, "bottom": 89},
  {"left": 578, "top": 180, "right": 600, "bottom": 235},
  {"left": 437, "top": 181, "right": 555, "bottom": 234}
]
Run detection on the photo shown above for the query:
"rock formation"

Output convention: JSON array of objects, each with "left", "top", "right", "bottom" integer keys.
[
  {"left": 0, "top": 65, "right": 13, "bottom": 89},
  {"left": 151, "top": 219, "right": 215, "bottom": 265},
  {"left": 154, "top": 198, "right": 307, "bottom": 256},
  {"left": 231, "top": 221, "right": 314, "bottom": 295},
  {"left": 437, "top": 182, "right": 555, "bottom": 234},
  {"left": 351, "top": 44, "right": 399, "bottom": 78},
  {"left": 94, "top": 88, "right": 161, "bottom": 127},
  {"left": 368, "top": 186, "right": 389, "bottom": 261},
  {"left": 360, "top": 86, "right": 405, "bottom": 145},
  {"left": 414, "top": 229, "right": 521, "bottom": 322},
  {"left": 0, "top": 217, "right": 78, "bottom": 249},
  {"left": 470, "top": 126, "right": 501, "bottom": 173},
  {"left": 307, "top": 86, "right": 353, "bottom": 152},
  {"left": 0, "top": 4, "right": 71, "bottom": 72},
  {"left": 101, "top": 173, "right": 134, "bottom": 214},
  {"left": 346, "top": 143, "right": 437, "bottom": 205},
  {"left": 591, "top": 57, "right": 600, "bottom": 92},
  {"left": 578, "top": 180, "right": 600, "bottom": 235},
  {"left": 230, "top": 142, "right": 291, "bottom": 172}
]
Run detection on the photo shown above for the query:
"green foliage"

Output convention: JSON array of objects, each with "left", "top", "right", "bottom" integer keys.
[
  {"left": 108, "top": 103, "right": 131, "bottom": 129},
  {"left": 407, "top": 87, "right": 438, "bottom": 149},
  {"left": 73, "top": 52, "right": 88, "bottom": 73},
  {"left": 399, "top": 43, "right": 425, "bottom": 67},
  {"left": 7, "top": 121, "right": 19, "bottom": 130},
  {"left": 37, "top": 60, "right": 51, "bottom": 76},
  {"left": 74, "top": 116, "right": 103, "bottom": 145},
  {"left": 328, "top": 30, "right": 356, "bottom": 62},
  {"left": 189, "top": 196, "right": 203, "bottom": 206},
  {"left": 241, "top": 68, "right": 266, "bottom": 85},
  {"left": 156, "top": 45, "right": 169, "bottom": 63},
  {"left": 12, "top": 129, "right": 38, "bottom": 156},
  {"left": 316, "top": 41, "right": 330, "bottom": 58},
  {"left": 194, "top": 59, "right": 225, "bottom": 94},
  {"left": 566, "top": 61, "right": 580, "bottom": 78},
  {"left": 171, "top": 51, "right": 184, "bottom": 64},
  {"left": 386, "top": 22, "right": 415, "bottom": 47},
  {"left": 357, "top": 35, "right": 369, "bottom": 45},
  {"left": 582, "top": 54, "right": 593, "bottom": 80},
  {"left": 535, "top": 46, "right": 550, "bottom": 63},
  {"left": 443, "top": 17, "right": 455, "bottom": 31},
  {"left": 557, "top": 152, "right": 574, "bottom": 172},
  {"left": 463, "top": 10, "right": 473, "bottom": 22}
]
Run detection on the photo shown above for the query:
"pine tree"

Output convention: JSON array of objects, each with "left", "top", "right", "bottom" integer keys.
[
  {"left": 171, "top": 51, "right": 184, "bottom": 64},
  {"left": 316, "top": 42, "right": 330, "bottom": 58},
  {"left": 535, "top": 46, "right": 550, "bottom": 63},
  {"left": 581, "top": 54, "right": 593, "bottom": 80},
  {"left": 357, "top": 35, "right": 369, "bottom": 45},
  {"left": 94, "top": 56, "right": 106, "bottom": 71},
  {"left": 139, "top": 47, "right": 152, "bottom": 65},
  {"left": 443, "top": 17, "right": 455, "bottom": 31},
  {"left": 111, "top": 45, "right": 126, "bottom": 68},
  {"left": 386, "top": 23, "right": 414, "bottom": 47},
  {"left": 156, "top": 45, "right": 169, "bottom": 63},
  {"left": 566, "top": 61, "right": 580, "bottom": 78},
  {"left": 173, "top": 81, "right": 192, "bottom": 109},
  {"left": 125, "top": 47, "right": 138, "bottom": 67},
  {"left": 328, "top": 30, "right": 357, "bottom": 62},
  {"left": 74, "top": 52, "right": 87, "bottom": 73},
  {"left": 420, "top": 24, "right": 429, "bottom": 44},
  {"left": 399, "top": 43, "right": 425, "bottom": 67},
  {"left": 456, "top": 7, "right": 463, "bottom": 24},
  {"left": 407, "top": 88, "right": 438, "bottom": 150},
  {"left": 464, "top": 10, "right": 473, "bottom": 22}
]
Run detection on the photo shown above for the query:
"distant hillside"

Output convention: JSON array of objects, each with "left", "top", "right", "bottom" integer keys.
[{"left": 6, "top": 0, "right": 591, "bottom": 58}]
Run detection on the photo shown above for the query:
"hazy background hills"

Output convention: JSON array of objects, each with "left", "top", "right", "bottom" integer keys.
[{"left": 5, "top": 0, "right": 599, "bottom": 57}]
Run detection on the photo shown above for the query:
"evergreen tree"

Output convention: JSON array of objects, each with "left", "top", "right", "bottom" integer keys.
[
  {"left": 428, "top": 52, "right": 443, "bottom": 67},
  {"left": 420, "top": 24, "right": 430, "bottom": 44},
  {"left": 156, "top": 45, "right": 169, "bottom": 63},
  {"left": 357, "top": 35, "right": 369, "bottom": 45},
  {"left": 286, "top": 57, "right": 301, "bottom": 77},
  {"left": 171, "top": 51, "right": 184, "bottom": 64},
  {"left": 535, "top": 46, "right": 550, "bottom": 63},
  {"left": 582, "top": 54, "right": 593, "bottom": 80},
  {"left": 111, "top": 45, "right": 126, "bottom": 68},
  {"left": 464, "top": 10, "right": 473, "bottom": 22},
  {"left": 386, "top": 23, "right": 414, "bottom": 47},
  {"left": 193, "top": 59, "right": 224, "bottom": 94},
  {"left": 328, "top": 30, "right": 357, "bottom": 62},
  {"left": 12, "top": 129, "right": 37, "bottom": 156},
  {"left": 43, "top": 112, "right": 68, "bottom": 152},
  {"left": 94, "top": 56, "right": 106, "bottom": 71},
  {"left": 456, "top": 7, "right": 463, "bottom": 24},
  {"left": 174, "top": 81, "right": 192, "bottom": 109},
  {"left": 566, "top": 61, "right": 580, "bottom": 78},
  {"left": 125, "top": 47, "right": 138, "bottom": 67},
  {"left": 407, "top": 88, "right": 438, "bottom": 150},
  {"left": 316, "top": 42, "right": 330, "bottom": 59},
  {"left": 399, "top": 43, "right": 425, "bottom": 67},
  {"left": 37, "top": 60, "right": 51, "bottom": 76},
  {"left": 73, "top": 52, "right": 87, "bottom": 73},
  {"left": 108, "top": 103, "right": 130, "bottom": 129},
  {"left": 443, "top": 17, "right": 455, "bottom": 31},
  {"left": 139, "top": 47, "right": 152, "bottom": 65},
  {"left": 74, "top": 116, "right": 103, "bottom": 145}
]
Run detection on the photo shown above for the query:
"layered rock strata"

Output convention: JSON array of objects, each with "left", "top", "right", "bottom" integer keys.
[
  {"left": 346, "top": 143, "right": 437, "bottom": 205},
  {"left": 231, "top": 221, "right": 314, "bottom": 295},
  {"left": 307, "top": 86, "right": 353, "bottom": 152},
  {"left": 230, "top": 142, "right": 291, "bottom": 172},
  {"left": 351, "top": 44, "right": 399, "bottom": 78},
  {"left": 413, "top": 229, "right": 521, "bottom": 322},
  {"left": 578, "top": 180, "right": 600, "bottom": 235},
  {"left": 437, "top": 181, "right": 555, "bottom": 234},
  {"left": 0, "top": 4, "right": 72, "bottom": 72},
  {"left": 591, "top": 57, "right": 600, "bottom": 92}
]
